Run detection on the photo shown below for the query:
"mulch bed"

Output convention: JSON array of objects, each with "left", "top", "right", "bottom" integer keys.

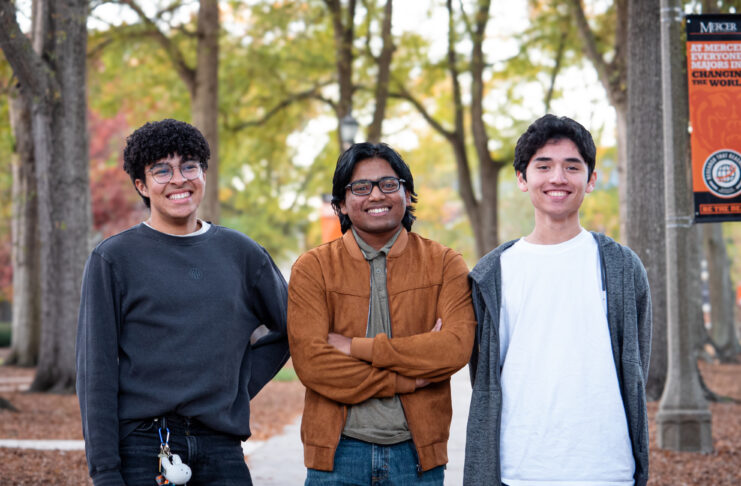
[
  {"left": 0, "top": 359, "right": 739, "bottom": 485},
  {"left": 0, "top": 360, "right": 305, "bottom": 485}
]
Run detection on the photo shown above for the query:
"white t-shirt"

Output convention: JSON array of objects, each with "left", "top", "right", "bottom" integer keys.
[{"left": 498, "top": 229, "right": 635, "bottom": 486}]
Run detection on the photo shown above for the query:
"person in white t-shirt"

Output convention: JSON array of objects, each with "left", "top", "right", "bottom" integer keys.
[{"left": 464, "top": 115, "right": 652, "bottom": 486}]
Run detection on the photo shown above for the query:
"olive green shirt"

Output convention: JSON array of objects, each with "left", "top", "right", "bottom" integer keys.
[{"left": 342, "top": 227, "right": 411, "bottom": 444}]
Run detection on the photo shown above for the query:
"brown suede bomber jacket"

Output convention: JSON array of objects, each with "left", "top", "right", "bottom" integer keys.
[{"left": 287, "top": 229, "right": 476, "bottom": 472}]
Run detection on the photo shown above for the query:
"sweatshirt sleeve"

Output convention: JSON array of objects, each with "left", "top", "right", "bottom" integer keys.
[
  {"left": 288, "top": 255, "right": 415, "bottom": 405},
  {"left": 75, "top": 251, "right": 126, "bottom": 486},
  {"left": 348, "top": 251, "right": 476, "bottom": 382},
  {"left": 247, "top": 248, "right": 291, "bottom": 399}
]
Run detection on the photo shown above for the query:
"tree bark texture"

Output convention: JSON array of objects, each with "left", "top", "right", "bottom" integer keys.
[
  {"left": 625, "top": 0, "right": 667, "bottom": 401},
  {"left": 469, "top": 0, "right": 501, "bottom": 256},
  {"left": 703, "top": 223, "right": 741, "bottom": 362},
  {"left": 0, "top": 0, "right": 91, "bottom": 392},
  {"left": 325, "top": 0, "right": 357, "bottom": 150},
  {"left": 7, "top": 86, "right": 41, "bottom": 367},
  {"left": 193, "top": 0, "right": 220, "bottom": 224},
  {"left": 366, "top": 0, "right": 393, "bottom": 143}
]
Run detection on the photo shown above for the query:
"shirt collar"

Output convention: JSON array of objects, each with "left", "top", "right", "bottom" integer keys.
[{"left": 352, "top": 227, "right": 402, "bottom": 260}]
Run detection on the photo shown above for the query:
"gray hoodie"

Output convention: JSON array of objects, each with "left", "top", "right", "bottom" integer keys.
[{"left": 463, "top": 232, "right": 651, "bottom": 486}]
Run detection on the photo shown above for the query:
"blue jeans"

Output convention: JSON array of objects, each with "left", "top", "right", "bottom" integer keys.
[
  {"left": 306, "top": 436, "right": 444, "bottom": 486},
  {"left": 119, "top": 415, "right": 252, "bottom": 485}
]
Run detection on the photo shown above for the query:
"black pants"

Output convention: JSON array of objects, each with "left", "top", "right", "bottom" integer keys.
[{"left": 120, "top": 415, "right": 252, "bottom": 485}]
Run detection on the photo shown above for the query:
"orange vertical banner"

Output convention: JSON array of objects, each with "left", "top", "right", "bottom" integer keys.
[{"left": 687, "top": 14, "right": 741, "bottom": 222}]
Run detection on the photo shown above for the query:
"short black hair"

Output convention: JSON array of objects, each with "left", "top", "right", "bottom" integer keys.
[
  {"left": 123, "top": 119, "right": 210, "bottom": 208},
  {"left": 513, "top": 114, "right": 596, "bottom": 181},
  {"left": 331, "top": 142, "right": 418, "bottom": 233}
]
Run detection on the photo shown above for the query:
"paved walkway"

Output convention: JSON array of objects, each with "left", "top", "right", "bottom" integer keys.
[{"left": 248, "top": 366, "right": 472, "bottom": 485}]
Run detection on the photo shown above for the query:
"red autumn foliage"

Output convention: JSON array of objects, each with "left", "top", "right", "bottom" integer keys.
[{"left": 88, "top": 110, "right": 148, "bottom": 240}]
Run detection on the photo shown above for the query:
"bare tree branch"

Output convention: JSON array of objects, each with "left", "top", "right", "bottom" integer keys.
[
  {"left": 388, "top": 85, "right": 454, "bottom": 140},
  {"left": 544, "top": 31, "right": 567, "bottom": 113},
  {"left": 457, "top": 0, "right": 473, "bottom": 37},
  {"left": 566, "top": 0, "right": 611, "bottom": 96},
  {"left": 119, "top": 0, "right": 196, "bottom": 93},
  {"left": 228, "top": 83, "right": 335, "bottom": 132},
  {"left": 0, "top": 0, "right": 56, "bottom": 103}
]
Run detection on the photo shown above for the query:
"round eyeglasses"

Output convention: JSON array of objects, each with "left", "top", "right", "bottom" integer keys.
[
  {"left": 148, "top": 161, "right": 203, "bottom": 184},
  {"left": 345, "top": 177, "right": 406, "bottom": 196}
]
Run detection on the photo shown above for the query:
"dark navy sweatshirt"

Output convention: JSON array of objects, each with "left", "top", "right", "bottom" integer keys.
[{"left": 76, "top": 223, "right": 289, "bottom": 485}]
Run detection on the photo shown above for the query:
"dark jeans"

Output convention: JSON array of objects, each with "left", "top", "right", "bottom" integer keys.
[
  {"left": 120, "top": 415, "right": 252, "bottom": 486},
  {"left": 305, "top": 436, "right": 444, "bottom": 486}
]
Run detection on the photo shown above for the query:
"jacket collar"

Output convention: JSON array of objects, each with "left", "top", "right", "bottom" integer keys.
[{"left": 342, "top": 227, "right": 409, "bottom": 261}]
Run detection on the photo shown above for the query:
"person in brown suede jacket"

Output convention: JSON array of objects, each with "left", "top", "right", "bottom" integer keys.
[{"left": 288, "top": 142, "right": 476, "bottom": 485}]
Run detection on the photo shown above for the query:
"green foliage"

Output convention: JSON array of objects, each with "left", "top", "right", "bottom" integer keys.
[
  {"left": 0, "top": 0, "right": 623, "bottom": 276},
  {"left": 272, "top": 365, "right": 298, "bottom": 382},
  {"left": 0, "top": 321, "right": 10, "bottom": 347},
  {"left": 87, "top": 27, "right": 190, "bottom": 122}
]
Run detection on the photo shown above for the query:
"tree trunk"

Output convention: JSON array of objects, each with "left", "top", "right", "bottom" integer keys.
[
  {"left": 470, "top": 0, "right": 501, "bottom": 255},
  {"left": 703, "top": 223, "right": 741, "bottom": 362},
  {"left": 625, "top": 0, "right": 667, "bottom": 401},
  {"left": 366, "top": 0, "right": 393, "bottom": 143},
  {"left": 615, "top": 103, "right": 628, "bottom": 241},
  {"left": 325, "top": 0, "right": 357, "bottom": 150},
  {"left": 0, "top": 0, "right": 92, "bottom": 392},
  {"left": 193, "top": 0, "right": 220, "bottom": 224},
  {"left": 7, "top": 86, "right": 41, "bottom": 367}
]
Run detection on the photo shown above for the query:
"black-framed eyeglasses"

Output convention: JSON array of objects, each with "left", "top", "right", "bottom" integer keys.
[
  {"left": 148, "top": 161, "right": 203, "bottom": 184},
  {"left": 345, "top": 177, "right": 405, "bottom": 196}
]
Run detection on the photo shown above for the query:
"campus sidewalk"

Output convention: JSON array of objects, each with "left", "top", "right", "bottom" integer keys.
[{"left": 248, "top": 366, "right": 472, "bottom": 485}]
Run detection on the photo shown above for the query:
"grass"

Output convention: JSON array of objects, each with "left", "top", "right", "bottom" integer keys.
[
  {"left": 0, "top": 321, "right": 10, "bottom": 347},
  {"left": 273, "top": 366, "right": 298, "bottom": 382}
]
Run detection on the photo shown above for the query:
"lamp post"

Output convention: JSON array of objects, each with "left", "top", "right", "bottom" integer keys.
[
  {"left": 339, "top": 114, "right": 359, "bottom": 151},
  {"left": 656, "top": 0, "right": 712, "bottom": 452}
]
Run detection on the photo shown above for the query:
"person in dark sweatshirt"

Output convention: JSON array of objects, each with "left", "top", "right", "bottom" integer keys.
[
  {"left": 76, "top": 119, "right": 289, "bottom": 486},
  {"left": 464, "top": 115, "right": 652, "bottom": 486}
]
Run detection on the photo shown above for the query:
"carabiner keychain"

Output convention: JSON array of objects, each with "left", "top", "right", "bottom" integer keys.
[{"left": 155, "top": 424, "right": 192, "bottom": 485}]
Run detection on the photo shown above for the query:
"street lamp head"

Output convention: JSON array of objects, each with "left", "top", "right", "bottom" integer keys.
[{"left": 339, "top": 114, "right": 360, "bottom": 148}]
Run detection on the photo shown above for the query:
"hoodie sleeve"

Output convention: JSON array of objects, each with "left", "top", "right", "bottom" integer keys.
[{"left": 631, "top": 250, "right": 652, "bottom": 381}]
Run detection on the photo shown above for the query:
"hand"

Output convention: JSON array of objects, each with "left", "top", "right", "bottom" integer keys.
[
  {"left": 328, "top": 332, "right": 352, "bottom": 355},
  {"left": 415, "top": 377, "right": 431, "bottom": 388}
]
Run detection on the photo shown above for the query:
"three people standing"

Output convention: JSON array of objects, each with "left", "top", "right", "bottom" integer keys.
[{"left": 77, "top": 115, "right": 651, "bottom": 486}]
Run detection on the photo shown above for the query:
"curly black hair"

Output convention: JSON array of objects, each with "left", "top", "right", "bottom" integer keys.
[
  {"left": 513, "top": 114, "right": 596, "bottom": 181},
  {"left": 331, "top": 142, "right": 418, "bottom": 233},
  {"left": 123, "top": 119, "right": 210, "bottom": 208}
]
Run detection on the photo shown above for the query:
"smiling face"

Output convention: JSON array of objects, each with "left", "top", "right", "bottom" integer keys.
[
  {"left": 134, "top": 153, "right": 206, "bottom": 235},
  {"left": 517, "top": 137, "right": 596, "bottom": 230},
  {"left": 339, "top": 157, "right": 411, "bottom": 249}
]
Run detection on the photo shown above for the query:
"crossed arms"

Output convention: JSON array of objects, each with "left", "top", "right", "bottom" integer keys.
[{"left": 287, "top": 249, "right": 476, "bottom": 405}]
